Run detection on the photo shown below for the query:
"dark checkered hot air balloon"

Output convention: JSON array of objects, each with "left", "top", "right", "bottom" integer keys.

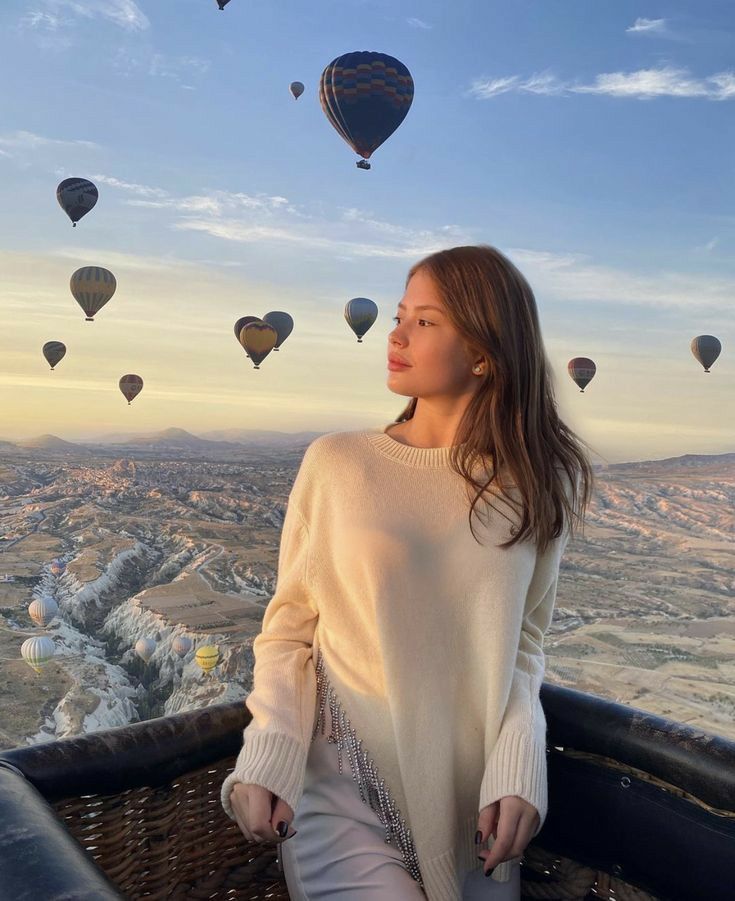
[
  {"left": 56, "top": 178, "right": 98, "bottom": 227},
  {"left": 319, "top": 51, "right": 414, "bottom": 169},
  {"left": 568, "top": 357, "right": 596, "bottom": 393},
  {"left": 119, "top": 374, "right": 144, "bottom": 405}
]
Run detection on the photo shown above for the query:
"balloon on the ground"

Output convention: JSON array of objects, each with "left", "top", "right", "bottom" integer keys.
[
  {"left": 172, "top": 636, "right": 193, "bottom": 658},
  {"left": 70, "top": 267, "right": 116, "bottom": 321},
  {"left": 119, "top": 374, "right": 143, "bottom": 405},
  {"left": 568, "top": 357, "right": 596, "bottom": 392},
  {"left": 57, "top": 177, "right": 98, "bottom": 227},
  {"left": 263, "top": 311, "right": 294, "bottom": 350},
  {"left": 319, "top": 52, "right": 414, "bottom": 168},
  {"left": 21, "top": 636, "right": 55, "bottom": 674},
  {"left": 290, "top": 81, "right": 304, "bottom": 99},
  {"left": 42, "top": 341, "right": 66, "bottom": 371},
  {"left": 239, "top": 320, "right": 277, "bottom": 368},
  {"left": 344, "top": 297, "right": 378, "bottom": 342},
  {"left": 135, "top": 638, "right": 156, "bottom": 663},
  {"left": 50, "top": 559, "right": 66, "bottom": 577},
  {"left": 29, "top": 595, "right": 59, "bottom": 628},
  {"left": 690, "top": 335, "right": 721, "bottom": 373},
  {"left": 195, "top": 645, "right": 220, "bottom": 673}
]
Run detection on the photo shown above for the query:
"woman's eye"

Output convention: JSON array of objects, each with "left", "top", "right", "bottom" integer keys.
[{"left": 391, "top": 316, "right": 431, "bottom": 325}]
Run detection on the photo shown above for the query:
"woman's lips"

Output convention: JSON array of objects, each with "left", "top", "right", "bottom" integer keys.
[{"left": 388, "top": 360, "right": 411, "bottom": 370}]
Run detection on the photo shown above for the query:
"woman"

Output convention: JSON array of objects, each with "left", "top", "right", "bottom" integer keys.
[{"left": 221, "top": 244, "right": 594, "bottom": 900}]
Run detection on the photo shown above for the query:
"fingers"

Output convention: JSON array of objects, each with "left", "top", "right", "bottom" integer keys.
[
  {"left": 230, "top": 783, "right": 297, "bottom": 844},
  {"left": 478, "top": 804, "right": 532, "bottom": 873}
]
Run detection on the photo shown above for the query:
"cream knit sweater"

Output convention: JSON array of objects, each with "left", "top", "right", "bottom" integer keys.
[{"left": 221, "top": 424, "right": 575, "bottom": 900}]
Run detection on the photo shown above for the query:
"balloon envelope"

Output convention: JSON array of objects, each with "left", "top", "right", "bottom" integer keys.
[
  {"left": 319, "top": 52, "right": 414, "bottom": 162},
  {"left": 262, "top": 311, "right": 294, "bottom": 349},
  {"left": 21, "top": 636, "right": 55, "bottom": 674},
  {"left": 217, "top": 0, "right": 231, "bottom": 8},
  {"left": 135, "top": 637, "right": 156, "bottom": 663},
  {"left": 195, "top": 645, "right": 220, "bottom": 672},
  {"left": 690, "top": 335, "right": 721, "bottom": 372},
  {"left": 344, "top": 297, "right": 378, "bottom": 342},
  {"left": 70, "top": 267, "right": 116, "bottom": 321},
  {"left": 57, "top": 177, "right": 98, "bottom": 226},
  {"left": 234, "top": 315, "right": 260, "bottom": 341},
  {"left": 290, "top": 81, "right": 304, "bottom": 99},
  {"left": 119, "top": 374, "right": 143, "bottom": 404},
  {"left": 568, "top": 357, "right": 596, "bottom": 392},
  {"left": 42, "top": 341, "right": 66, "bottom": 370},
  {"left": 239, "top": 321, "right": 277, "bottom": 368},
  {"left": 172, "top": 636, "right": 193, "bottom": 658},
  {"left": 29, "top": 595, "right": 59, "bottom": 628},
  {"left": 50, "top": 559, "right": 66, "bottom": 576}
]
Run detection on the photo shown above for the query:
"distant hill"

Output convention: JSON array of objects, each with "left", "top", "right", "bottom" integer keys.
[
  {"left": 14, "top": 434, "right": 92, "bottom": 454},
  {"left": 86, "top": 426, "right": 325, "bottom": 448}
]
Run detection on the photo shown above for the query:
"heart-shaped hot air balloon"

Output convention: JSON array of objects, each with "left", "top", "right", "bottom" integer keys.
[
  {"left": 239, "top": 320, "right": 278, "bottom": 369},
  {"left": 119, "top": 374, "right": 144, "bottom": 405},
  {"left": 568, "top": 357, "right": 596, "bottom": 393},
  {"left": 70, "top": 267, "right": 116, "bottom": 321},
  {"left": 690, "top": 335, "right": 721, "bottom": 373},
  {"left": 56, "top": 177, "right": 98, "bottom": 227},
  {"left": 263, "top": 311, "right": 294, "bottom": 351},
  {"left": 42, "top": 341, "right": 66, "bottom": 370},
  {"left": 319, "top": 52, "right": 414, "bottom": 169},
  {"left": 345, "top": 297, "right": 378, "bottom": 342}
]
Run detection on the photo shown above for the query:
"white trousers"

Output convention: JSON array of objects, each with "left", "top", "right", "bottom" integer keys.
[{"left": 280, "top": 702, "right": 521, "bottom": 900}]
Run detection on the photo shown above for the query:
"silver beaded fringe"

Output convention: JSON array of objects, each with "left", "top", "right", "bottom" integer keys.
[{"left": 311, "top": 648, "right": 425, "bottom": 891}]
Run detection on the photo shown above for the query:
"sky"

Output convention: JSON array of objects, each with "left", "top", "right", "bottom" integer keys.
[{"left": 0, "top": 0, "right": 732, "bottom": 463}]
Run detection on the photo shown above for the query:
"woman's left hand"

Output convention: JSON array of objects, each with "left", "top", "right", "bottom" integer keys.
[{"left": 475, "top": 796, "right": 540, "bottom": 875}]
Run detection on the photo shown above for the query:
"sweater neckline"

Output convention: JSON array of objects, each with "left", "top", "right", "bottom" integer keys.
[{"left": 366, "top": 423, "right": 469, "bottom": 468}]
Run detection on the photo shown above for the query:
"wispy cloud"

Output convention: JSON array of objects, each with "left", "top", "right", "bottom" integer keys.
[
  {"left": 0, "top": 130, "right": 100, "bottom": 157},
  {"left": 21, "top": 0, "right": 149, "bottom": 32},
  {"left": 113, "top": 47, "right": 210, "bottom": 86},
  {"left": 626, "top": 17, "right": 667, "bottom": 35},
  {"left": 407, "top": 17, "right": 431, "bottom": 30},
  {"left": 469, "top": 66, "right": 735, "bottom": 101}
]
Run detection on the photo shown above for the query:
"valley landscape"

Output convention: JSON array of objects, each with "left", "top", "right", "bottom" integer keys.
[{"left": 1, "top": 427, "right": 733, "bottom": 751}]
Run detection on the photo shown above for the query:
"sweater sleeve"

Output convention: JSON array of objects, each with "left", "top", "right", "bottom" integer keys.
[
  {"left": 478, "top": 482, "right": 575, "bottom": 840},
  {"left": 220, "top": 450, "right": 319, "bottom": 821}
]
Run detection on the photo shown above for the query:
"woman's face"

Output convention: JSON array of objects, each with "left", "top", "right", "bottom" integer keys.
[{"left": 387, "top": 267, "right": 481, "bottom": 401}]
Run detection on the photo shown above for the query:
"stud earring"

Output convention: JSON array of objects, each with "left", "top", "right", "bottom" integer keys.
[{"left": 473, "top": 365, "right": 483, "bottom": 374}]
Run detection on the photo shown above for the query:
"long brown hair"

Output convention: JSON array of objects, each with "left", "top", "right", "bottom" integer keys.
[{"left": 393, "top": 244, "right": 595, "bottom": 554}]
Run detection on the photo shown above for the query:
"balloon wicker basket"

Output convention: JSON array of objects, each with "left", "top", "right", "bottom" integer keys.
[{"left": 0, "top": 684, "right": 733, "bottom": 899}]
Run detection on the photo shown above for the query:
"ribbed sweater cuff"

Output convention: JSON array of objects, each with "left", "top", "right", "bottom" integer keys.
[
  {"left": 479, "top": 729, "right": 548, "bottom": 839},
  {"left": 220, "top": 731, "right": 308, "bottom": 821}
]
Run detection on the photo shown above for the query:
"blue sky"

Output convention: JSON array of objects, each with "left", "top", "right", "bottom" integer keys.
[{"left": 0, "top": 0, "right": 732, "bottom": 462}]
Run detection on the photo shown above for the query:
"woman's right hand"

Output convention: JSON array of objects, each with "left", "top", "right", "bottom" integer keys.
[{"left": 230, "top": 782, "right": 298, "bottom": 843}]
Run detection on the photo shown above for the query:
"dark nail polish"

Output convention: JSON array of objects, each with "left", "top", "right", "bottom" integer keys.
[
  {"left": 485, "top": 866, "right": 496, "bottom": 878},
  {"left": 276, "top": 821, "right": 288, "bottom": 837},
  {"left": 477, "top": 855, "right": 484, "bottom": 862},
  {"left": 474, "top": 830, "right": 482, "bottom": 844}
]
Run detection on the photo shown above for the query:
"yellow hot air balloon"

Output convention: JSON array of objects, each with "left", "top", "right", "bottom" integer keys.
[
  {"left": 29, "top": 594, "right": 59, "bottom": 628},
  {"left": 70, "top": 267, "right": 117, "bottom": 321},
  {"left": 195, "top": 645, "right": 220, "bottom": 673},
  {"left": 239, "top": 321, "right": 277, "bottom": 369},
  {"left": 21, "top": 635, "right": 55, "bottom": 674}
]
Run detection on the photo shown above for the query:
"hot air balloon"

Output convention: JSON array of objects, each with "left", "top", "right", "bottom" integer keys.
[
  {"left": 289, "top": 81, "right": 304, "bottom": 99},
  {"left": 21, "top": 635, "right": 55, "bottom": 674},
  {"left": 344, "top": 297, "right": 378, "bottom": 342},
  {"left": 28, "top": 595, "right": 59, "bottom": 628},
  {"left": 172, "top": 636, "right": 192, "bottom": 658},
  {"left": 216, "top": 0, "right": 231, "bottom": 8},
  {"left": 119, "top": 374, "right": 143, "bottom": 405},
  {"left": 234, "top": 315, "right": 259, "bottom": 358},
  {"left": 42, "top": 341, "right": 66, "bottom": 371},
  {"left": 319, "top": 52, "right": 414, "bottom": 169},
  {"left": 50, "top": 559, "right": 66, "bottom": 577},
  {"left": 691, "top": 335, "right": 721, "bottom": 373},
  {"left": 56, "top": 177, "right": 98, "bottom": 227},
  {"left": 239, "top": 320, "right": 278, "bottom": 369},
  {"left": 195, "top": 645, "right": 220, "bottom": 673},
  {"left": 135, "top": 638, "right": 156, "bottom": 663},
  {"left": 568, "top": 357, "right": 596, "bottom": 393},
  {"left": 70, "top": 267, "right": 116, "bottom": 321},
  {"left": 262, "top": 311, "right": 294, "bottom": 351}
]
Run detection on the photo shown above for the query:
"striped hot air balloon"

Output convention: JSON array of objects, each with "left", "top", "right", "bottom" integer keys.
[
  {"left": 42, "top": 341, "right": 66, "bottom": 370},
  {"left": 28, "top": 595, "right": 59, "bottom": 628},
  {"left": 690, "top": 335, "right": 722, "bottom": 373},
  {"left": 119, "top": 374, "right": 144, "bottom": 405},
  {"left": 568, "top": 357, "right": 597, "bottom": 393},
  {"left": 239, "top": 321, "right": 278, "bottom": 369},
  {"left": 344, "top": 297, "right": 378, "bottom": 342},
  {"left": 195, "top": 645, "right": 220, "bottom": 673},
  {"left": 70, "top": 267, "right": 116, "bottom": 321},
  {"left": 21, "top": 636, "right": 55, "bottom": 674},
  {"left": 319, "top": 52, "right": 414, "bottom": 168},
  {"left": 262, "top": 311, "right": 294, "bottom": 351},
  {"left": 56, "top": 177, "right": 98, "bottom": 227}
]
